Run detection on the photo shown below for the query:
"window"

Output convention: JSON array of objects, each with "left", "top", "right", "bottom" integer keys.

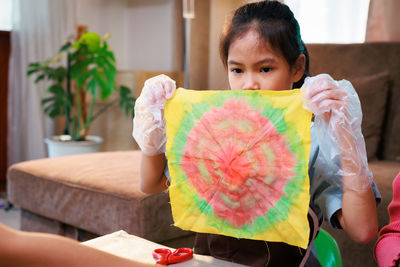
[
  {"left": 0, "top": 0, "right": 13, "bottom": 31},
  {"left": 284, "top": 0, "right": 370, "bottom": 43}
]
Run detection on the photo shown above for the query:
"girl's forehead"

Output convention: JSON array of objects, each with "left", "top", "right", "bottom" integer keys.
[
  {"left": 233, "top": 30, "right": 263, "bottom": 45},
  {"left": 229, "top": 30, "right": 277, "bottom": 57}
]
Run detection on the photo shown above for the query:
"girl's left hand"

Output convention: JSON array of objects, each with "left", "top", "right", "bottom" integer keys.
[
  {"left": 301, "top": 74, "right": 372, "bottom": 191},
  {"left": 301, "top": 74, "right": 349, "bottom": 123}
]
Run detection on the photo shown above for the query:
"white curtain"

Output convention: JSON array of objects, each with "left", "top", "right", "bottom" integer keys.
[
  {"left": 284, "top": 0, "right": 370, "bottom": 43},
  {"left": 8, "top": 0, "right": 75, "bottom": 164}
]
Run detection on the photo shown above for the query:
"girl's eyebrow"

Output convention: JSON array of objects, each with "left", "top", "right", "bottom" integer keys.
[
  {"left": 227, "top": 58, "right": 276, "bottom": 65},
  {"left": 227, "top": 60, "right": 242, "bottom": 65},
  {"left": 255, "top": 58, "right": 276, "bottom": 65}
]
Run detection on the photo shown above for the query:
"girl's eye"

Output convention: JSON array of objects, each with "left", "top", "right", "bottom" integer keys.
[
  {"left": 231, "top": 68, "right": 243, "bottom": 74},
  {"left": 261, "top": 67, "right": 271, "bottom": 73}
]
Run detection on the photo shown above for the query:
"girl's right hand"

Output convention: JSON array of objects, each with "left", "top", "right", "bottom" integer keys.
[{"left": 132, "top": 74, "right": 176, "bottom": 156}]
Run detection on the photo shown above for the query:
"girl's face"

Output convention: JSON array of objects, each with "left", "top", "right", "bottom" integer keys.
[{"left": 227, "top": 30, "right": 304, "bottom": 91}]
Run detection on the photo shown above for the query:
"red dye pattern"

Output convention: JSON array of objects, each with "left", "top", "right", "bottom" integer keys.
[{"left": 181, "top": 98, "right": 296, "bottom": 227}]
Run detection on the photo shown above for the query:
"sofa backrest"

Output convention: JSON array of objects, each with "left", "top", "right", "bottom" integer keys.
[{"left": 307, "top": 43, "right": 400, "bottom": 161}]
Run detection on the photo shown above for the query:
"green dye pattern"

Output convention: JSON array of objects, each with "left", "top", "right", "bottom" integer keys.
[
  {"left": 169, "top": 91, "right": 309, "bottom": 236},
  {"left": 262, "top": 105, "right": 288, "bottom": 134},
  {"left": 244, "top": 91, "right": 273, "bottom": 108},
  {"left": 169, "top": 101, "right": 212, "bottom": 196},
  {"left": 194, "top": 194, "right": 214, "bottom": 216},
  {"left": 261, "top": 144, "right": 276, "bottom": 168},
  {"left": 238, "top": 119, "right": 253, "bottom": 132},
  {"left": 220, "top": 192, "right": 240, "bottom": 209},
  {"left": 278, "top": 123, "right": 307, "bottom": 201},
  {"left": 198, "top": 160, "right": 212, "bottom": 184},
  {"left": 217, "top": 119, "right": 231, "bottom": 131},
  {"left": 208, "top": 92, "right": 231, "bottom": 107},
  {"left": 214, "top": 168, "right": 224, "bottom": 181}
]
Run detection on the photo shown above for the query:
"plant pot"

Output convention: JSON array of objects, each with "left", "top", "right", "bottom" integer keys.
[{"left": 44, "top": 135, "right": 103, "bottom": 158}]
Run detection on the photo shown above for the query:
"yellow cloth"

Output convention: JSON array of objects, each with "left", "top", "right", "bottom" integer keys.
[{"left": 165, "top": 89, "right": 312, "bottom": 248}]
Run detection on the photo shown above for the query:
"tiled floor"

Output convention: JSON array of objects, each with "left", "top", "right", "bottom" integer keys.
[{"left": 0, "top": 192, "right": 21, "bottom": 230}]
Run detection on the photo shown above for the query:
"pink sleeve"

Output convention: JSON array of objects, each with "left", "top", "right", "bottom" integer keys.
[{"left": 375, "top": 172, "right": 400, "bottom": 267}]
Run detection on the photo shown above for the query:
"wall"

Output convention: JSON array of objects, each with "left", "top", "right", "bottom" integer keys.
[
  {"left": 76, "top": 0, "right": 181, "bottom": 72},
  {"left": 187, "top": 0, "right": 253, "bottom": 91},
  {"left": 206, "top": 0, "right": 253, "bottom": 91},
  {"left": 187, "top": 0, "right": 210, "bottom": 90}
]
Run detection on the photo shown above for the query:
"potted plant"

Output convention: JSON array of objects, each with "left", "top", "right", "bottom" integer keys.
[{"left": 27, "top": 28, "right": 135, "bottom": 157}]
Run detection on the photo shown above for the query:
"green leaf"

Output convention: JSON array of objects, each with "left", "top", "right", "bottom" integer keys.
[
  {"left": 48, "top": 105, "right": 61, "bottom": 118},
  {"left": 40, "top": 83, "right": 70, "bottom": 119},
  {"left": 58, "top": 42, "right": 72, "bottom": 53},
  {"left": 70, "top": 57, "right": 94, "bottom": 78},
  {"left": 118, "top": 85, "right": 136, "bottom": 117},
  {"left": 34, "top": 74, "right": 46, "bottom": 83},
  {"left": 76, "top": 32, "right": 101, "bottom": 52},
  {"left": 42, "top": 101, "right": 60, "bottom": 118},
  {"left": 95, "top": 71, "right": 112, "bottom": 99},
  {"left": 28, "top": 62, "right": 41, "bottom": 68},
  {"left": 41, "top": 97, "right": 56, "bottom": 105},
  {"left": 96, "top": 57, "right": 116, "bottom": 83},
  {"left": 45, "top": 84, "right": 65, "bottom": 94},
  {"left": 50, "top": 67, "right": 67, "bottom": 83},
  {"left": 27, "top": 69, "right": 40, "bottom": 76},
  {"left": 103, "top": 69, "right": 116, "bottom": 86},
  {"left": 76, "top": 68, "right": 95, "bottom": 89},
  {"left": 85, "top": 77, "right": 97, "bottom": 96},
  {"left": 104, "top": 51, "right": 115, "bottom": 61}
]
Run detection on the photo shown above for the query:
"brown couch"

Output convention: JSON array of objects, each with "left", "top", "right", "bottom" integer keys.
[
  {"left": 7, "top": 151, "right": 195, "bottom": 247},
  {"left": 308, "top": 43, "right": 400, "bottom": 267},
  {"left": 7, "top": 43, "right": 400, "bottom": 266}
]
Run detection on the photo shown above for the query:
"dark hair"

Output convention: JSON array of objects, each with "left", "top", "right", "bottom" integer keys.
[{"left": 219, "top": 0, "right": 309, "bottom": 88}]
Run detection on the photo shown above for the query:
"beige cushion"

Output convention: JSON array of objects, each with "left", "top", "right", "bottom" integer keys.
[
  {"left": 349, "top": 72, "right": 391, "bottom": 160},
  {"left": 7, "top": 151, "right": 192, "bottom": 243}
]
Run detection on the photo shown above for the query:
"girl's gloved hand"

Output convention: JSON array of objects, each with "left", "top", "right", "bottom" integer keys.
[
  {"left": 132, "top": 74, "right": 176, "bottom": 156},
  {"left": 301, "top": 74, "right": 373, "bottom": 191},
  {"left": 301, "top": 74, "right": 349, "bottom": 122}
]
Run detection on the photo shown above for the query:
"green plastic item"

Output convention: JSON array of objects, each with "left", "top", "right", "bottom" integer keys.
[{"left": 313, "top": 228, "right": 343, "bottom": 267}]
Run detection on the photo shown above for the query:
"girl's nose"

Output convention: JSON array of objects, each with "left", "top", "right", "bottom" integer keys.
[{"left": 242, "top": 74, "right": 260, "bottom": 90}]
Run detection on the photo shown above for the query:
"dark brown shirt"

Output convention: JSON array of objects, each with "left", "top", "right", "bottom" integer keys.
[{"left": 193, "top": 208, "right": 322, "bottom": 267}]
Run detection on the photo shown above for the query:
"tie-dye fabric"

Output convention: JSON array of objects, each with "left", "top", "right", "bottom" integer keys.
[{"left": 165, "top": 89, "right": 312, "bottom": 248}]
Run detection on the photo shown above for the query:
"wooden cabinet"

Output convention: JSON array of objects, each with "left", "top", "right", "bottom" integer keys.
[{"left": 0, "top": 31, "right": 10, "bottom": 192}]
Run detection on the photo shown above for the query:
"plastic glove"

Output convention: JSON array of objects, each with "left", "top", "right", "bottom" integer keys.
[
  {"left": 132, "top": 74, "right": 176, "bottom": 156},
  {"left": 301, "top": 74, "right": 372, "bottom": 191}
]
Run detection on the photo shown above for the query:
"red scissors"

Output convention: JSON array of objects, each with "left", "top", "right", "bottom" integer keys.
[{"left": 152, "top": 247, "right": 193, "bottom": 265}]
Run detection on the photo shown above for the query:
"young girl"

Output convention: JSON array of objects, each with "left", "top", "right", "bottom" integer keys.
[{"left": 133, "top": 1, "right": 380, "bottom": 266}]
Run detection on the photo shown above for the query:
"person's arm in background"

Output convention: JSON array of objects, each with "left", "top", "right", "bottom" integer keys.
[
  {"left": 302, "top": 74, "right": 378, "bottom": 244},
  {"left": 132, "top": 74, "right": 176, "bottom": 194},
  {"left": 375, "top": 172, "right": 400, "bottom": 267},
  {"left": 0, "top": 223, "right": 157, "bottom": 267}
]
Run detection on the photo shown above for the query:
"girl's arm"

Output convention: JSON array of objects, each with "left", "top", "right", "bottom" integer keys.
[
  {"left": 0, "top": 223, "right": 156, "bottom": 267},
  {"left": 140, "top": 153, "right": 169, "bottom": 194},
  {"left": 337, "top": 185, "right": 378, "bottom": 243},
  {"left": 303, "top": 74, "right": 378, "bottom": 243},
  {"left": 336, "top": 124, "right": 378, "bottom": 244},
  {"left": 133, "top": 74, "right": 176, "bottom": 194}
]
